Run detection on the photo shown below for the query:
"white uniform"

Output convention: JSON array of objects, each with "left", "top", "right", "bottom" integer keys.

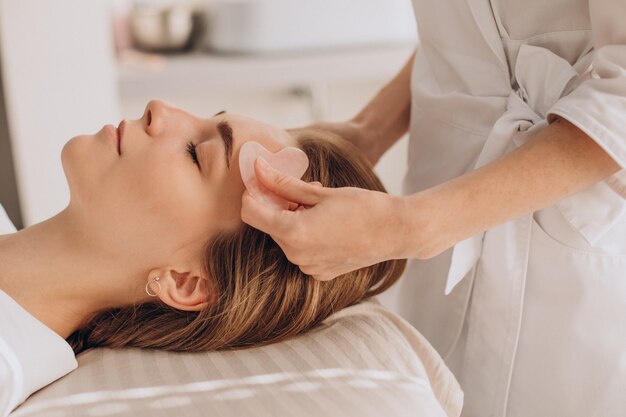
[
  {"left": 397, "top": 0, "right": 626, "bottom": 416},
  {"left": 0, "top": 205, "right": 78, "bottom": 417}
]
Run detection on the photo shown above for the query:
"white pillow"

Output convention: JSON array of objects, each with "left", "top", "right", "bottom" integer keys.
[{"left": 11, "top": 299, "right": 463, "bottom": 417}]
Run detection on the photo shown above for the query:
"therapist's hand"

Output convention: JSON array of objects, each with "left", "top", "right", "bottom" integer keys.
[
  {"left": 240, "top": 157, "right": 408, "bottom": 281},
  {"left": 290, "top": 120, "right": 384, "bottom": 165}
]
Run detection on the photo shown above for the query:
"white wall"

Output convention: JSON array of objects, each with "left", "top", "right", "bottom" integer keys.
[{"left": 0, "top": 0, "right": 120, "bottom": 226}]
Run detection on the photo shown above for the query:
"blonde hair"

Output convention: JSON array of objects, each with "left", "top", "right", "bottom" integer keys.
[{"left": 67, "top": 129, "right": 407, "bottom": 355}]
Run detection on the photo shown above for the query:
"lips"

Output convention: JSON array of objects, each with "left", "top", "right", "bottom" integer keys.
[
  {"left": 103, "top": 124, "right": 118, "bottom": 154},
  {"left": 103, "top": 120, "right": 125, "bottom": 155},
  {"left": 117, "top": 120, "right": 125, "bottom": 155}
]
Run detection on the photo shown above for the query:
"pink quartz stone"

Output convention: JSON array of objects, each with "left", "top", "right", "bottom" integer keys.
[{"left": 239, "top": 141, "right": 310, "bottom": 210}]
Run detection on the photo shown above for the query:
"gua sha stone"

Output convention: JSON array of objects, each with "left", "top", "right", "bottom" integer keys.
[{"left": 239, "top": 141, "right": 310, "bottom": 210}]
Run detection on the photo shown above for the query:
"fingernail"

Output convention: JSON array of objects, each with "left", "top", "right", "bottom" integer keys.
[{"left": 256, "top": 157, "right": 270, "bottom": 171}]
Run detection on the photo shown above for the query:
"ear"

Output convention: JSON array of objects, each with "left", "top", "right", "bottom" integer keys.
[{"left": 148, "top": 266, "right": 215, "bottom": 312}]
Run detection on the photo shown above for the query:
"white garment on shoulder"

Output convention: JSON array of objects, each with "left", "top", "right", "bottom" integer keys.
[
  {"left": 0, "top": 205, "right": 16, "bottom": 234},
  {"left": 0, "top": 204, "right": 78, "bottom": 417}
]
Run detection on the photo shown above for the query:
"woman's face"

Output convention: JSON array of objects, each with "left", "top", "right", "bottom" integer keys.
[{"left": 61, "top": 99, "right": 295, "bottom": 267}]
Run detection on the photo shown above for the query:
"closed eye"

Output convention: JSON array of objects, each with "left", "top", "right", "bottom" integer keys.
[{"left": 186, "top": 141, "right": 200, "bottom": 166}]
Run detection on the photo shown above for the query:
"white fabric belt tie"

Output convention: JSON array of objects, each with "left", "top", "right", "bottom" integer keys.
[{"left": 444, "top": 44, "right": 585, "bottom": 295}]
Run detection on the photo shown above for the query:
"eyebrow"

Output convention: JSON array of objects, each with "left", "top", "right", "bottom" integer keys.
[
  {"left": 213, "top": 110, "right": 226, "bottom": 116},
  {"left": 217, "top": 120, "right": 233, "bottom": 168}
]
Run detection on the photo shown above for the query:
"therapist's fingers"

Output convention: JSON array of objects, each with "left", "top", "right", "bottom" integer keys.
[
  {"left": 241, "top": 190, "right": 296, "bottom": 237},
  {"left": 300, "top": 268, "right": 334, "bottom": 282},
  {"left": 298, "top": 263, "right": 352, "bottom": 281},
  {"left": 241, "top": 180, "right": 324, "bottom": 234},
  {"left": 294, "top": 182, "right": 323, "bottom": 210},
  {"left": 254, "top": 157, "right": 324, "bottom": 207}
]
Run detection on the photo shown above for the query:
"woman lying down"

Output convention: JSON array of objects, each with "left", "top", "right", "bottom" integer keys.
[{"left": 0, "top": 99, "right": 459, "bottom": 416}]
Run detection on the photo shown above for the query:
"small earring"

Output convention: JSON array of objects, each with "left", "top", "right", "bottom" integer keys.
[{"left": 145, "top": 276, "right": 161, "bottom": 297}]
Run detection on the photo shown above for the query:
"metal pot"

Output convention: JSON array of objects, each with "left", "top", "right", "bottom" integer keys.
[{"left": 129, "top": 4, "right": 194, "bottom": 52}]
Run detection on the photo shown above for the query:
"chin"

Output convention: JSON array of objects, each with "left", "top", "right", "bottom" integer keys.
[{"left": 60, "top": 134, "right": 99, "bottom": 205}]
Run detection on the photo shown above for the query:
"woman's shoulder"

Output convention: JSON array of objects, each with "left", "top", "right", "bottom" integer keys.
[{"left": 0, "top": 289, "right": 78, "bottom": 415}]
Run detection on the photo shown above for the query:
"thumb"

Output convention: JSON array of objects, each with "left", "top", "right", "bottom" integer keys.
[
  {"left": 241, "top": 190, "right": 291, "bottom": 236},
  {"left": 255, "top": 157, "right": 323, "bottom": 206}
]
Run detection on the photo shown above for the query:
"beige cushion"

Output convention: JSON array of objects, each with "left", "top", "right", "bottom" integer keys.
[{"left": 11, "top": 299, "right": 463, "bottom": 417}]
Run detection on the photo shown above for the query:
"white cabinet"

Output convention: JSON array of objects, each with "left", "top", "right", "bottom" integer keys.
[{"left": 201, "top": 0, "right": 416, "bottom": 53}]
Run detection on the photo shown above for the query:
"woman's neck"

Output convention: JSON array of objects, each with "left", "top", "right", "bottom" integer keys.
[{"left": 0, "top": 208, "right": 137, "bottom": 339}]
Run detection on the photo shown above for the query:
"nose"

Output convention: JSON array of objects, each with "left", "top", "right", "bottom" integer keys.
[
  {"left": 141, "top": 99, "right": 167, "bottom": 137},
  {"left": 142, "top": 99, "right": 195, "bottom": 138}
]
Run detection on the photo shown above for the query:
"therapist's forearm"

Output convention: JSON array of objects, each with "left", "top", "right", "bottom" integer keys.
[
  {"left": 351, "top": 49, "right": 415, "bottom": 156},
  {"left": 400, "top": 116, "right": 622, "bottom": 260}
]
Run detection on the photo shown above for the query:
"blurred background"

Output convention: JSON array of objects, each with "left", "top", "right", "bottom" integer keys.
[{"left": 0, "top": 0, "right": 416, "bottom": 304}]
